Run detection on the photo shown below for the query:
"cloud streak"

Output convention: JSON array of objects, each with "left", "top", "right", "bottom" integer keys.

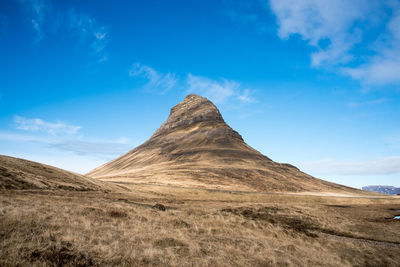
[
  {"left": 129, "top": 63, "right": 257, "bottom": 105},
  {"left": 347, "top": 98, "right": 391, "bottom": 108},
  {"left": 49, "top": 139, "right": 131, "bottom": 157},
  {"left": 11, "top": 116, "right": 132, "bottom": 157},
  {"left": 186, "top": 74, "right": 255, "bottom": 104},
  {"left": 129, "top": 63, "right": 178, "bottom": 94},
  {"left": 0, "top": 131, "right": 132, "bottom": 158},
  {"left": 300, "top": 156, "right": 400, "bottom": 176},
  {"left": 14, "top": 116, "right": 81, "bottom": 135},
  {"left": 17, "top": 0, "right": 110, "bottom": 63},
  {"left": 18, "top": 0, "right": 51, "bottom": 42},
  {"left": 68, "top": 9, "right": 110, "bottom": 63}
]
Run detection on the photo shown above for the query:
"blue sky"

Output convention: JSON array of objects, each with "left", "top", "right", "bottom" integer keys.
[{"left": 1, "top": 0, "right": 400, "bottom": 188}]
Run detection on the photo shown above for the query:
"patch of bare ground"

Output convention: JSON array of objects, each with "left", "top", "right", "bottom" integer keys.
[{"left": 1, "top": 187, "right": 400, "bottom": 266}]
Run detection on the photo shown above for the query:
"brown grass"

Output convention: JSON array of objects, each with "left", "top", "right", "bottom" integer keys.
[
  {"left": 1, "top": 185, "right": 399, "bottom": 266},
  {"left": 0, "top": 155, "right": 124, "bottom": 192}
]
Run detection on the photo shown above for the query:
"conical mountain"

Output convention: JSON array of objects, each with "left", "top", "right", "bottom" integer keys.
[{"left": 87, "top": 94, "right": 359, "bottom": 193}]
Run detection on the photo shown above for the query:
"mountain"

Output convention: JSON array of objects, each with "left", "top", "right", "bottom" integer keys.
[
  {"left": 87, "top": 94, "right": 363, "bottom": 193},
  {"left": 362, "top": 185, "right": 400, "bottom": 195},
  {"left": 0, "top": 155, "right": 121, "bottom": 191}
]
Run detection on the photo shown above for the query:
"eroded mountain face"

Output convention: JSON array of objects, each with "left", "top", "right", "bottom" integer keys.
[
  {"left": 87, "top": 94, "right": 362, "bottom": 194},
  {"left": 150, "top": 94, "right": 246, "bottom": 152}
]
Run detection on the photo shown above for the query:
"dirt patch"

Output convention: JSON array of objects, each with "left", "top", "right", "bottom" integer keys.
[
  {"left": 154, "top": 237, "right": 189, "bottom": 255},
  {"left": 170, "top": 219, "right": 191, "bottom": 228},
  {"left": 107, "top": 210, "right": 129, "bottom": 218},
  {"left": 222, "top": 206, "right": 318, "bottom": 237},
  {"left": 29, "top": 243, "right": 96, "bottom": 266}
]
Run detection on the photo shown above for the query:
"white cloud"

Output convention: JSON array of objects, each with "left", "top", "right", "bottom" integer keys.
[
  {"left": 268, "top": 0, "right": 400, "bottom": 87},
  {"left": 128, "top": 63, "right": 256, "bottom": 104},
  {"left": 14, "top": 116, "right": 81, "bottom": 135},
  {"left": 18, "top": 0, "right": 51, "bottom": 41},
  {"left": 186, "top": 73, "right": 255, "bottom": 104},
  {"left": 300, "top": 156, "right": 400, "bottom": 176},
  {"left": 342, "top": 6, "right": 400, "bottom": 86},
  {"left": 68, "top": 9, "right": 110, "bottom": 63},
  {"left": 269, "top": 0, "right": 375, "bottom": 67},
  {"left": 129, "top": 63, "right": 178, "bottom": 94}
]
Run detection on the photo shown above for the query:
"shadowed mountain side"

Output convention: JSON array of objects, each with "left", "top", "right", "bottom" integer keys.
[
  {"left": 87, "top": 94, "right": 364, "bottom": 194},
  {"left": 0, "top": 155, "right": 123, "bottom": 192}
]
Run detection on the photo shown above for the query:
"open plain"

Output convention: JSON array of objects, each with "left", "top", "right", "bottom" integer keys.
[{"left": 1, "top": 172, "right": 400, "bottom": 266}]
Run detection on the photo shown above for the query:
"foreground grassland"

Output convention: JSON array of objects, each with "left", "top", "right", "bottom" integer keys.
[{"left": 1, "top": 185, "right": 400, "bottom": 266}]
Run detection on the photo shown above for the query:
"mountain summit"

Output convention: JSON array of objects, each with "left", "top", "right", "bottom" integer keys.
[{"left": 87, "top": 94, "right": 359, "bottom": 193}]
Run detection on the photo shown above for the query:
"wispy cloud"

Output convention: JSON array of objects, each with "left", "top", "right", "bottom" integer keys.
[
  {"left": 186, "top": 73, "right": 255, "bottom": 104},
  {"left": 129, "top": 63, "right": 178, "bottom": 94},
  {"left": 10, "top": 116, "right": 132, "bottom": 158},
  {"left": 268, "top": 0, "right": 400, "bottom": 87},
  {"left": 49, "top": 138, "right": 132, "bottom": 157},
  {"left": 342, "top": 5, "right": 400, "bottom": 86},
  {"left": 68, "top": 9, "right": 110, "bottom": 63},
  {"left": 16, "top": 1, "right": 110, "bottom": 63},
  {"left": 14, "top": 116, "right": 81, "bottom": 135},
  {"left": 0, "top": 130, "right": 132, "bottom": 158},
  {"left": 128, "top": 63, "right": 257, "bottom": 105},
  {"left": 18, "top": 0, "right": 51, "bottom": 42},
  {"left": 347, "top": 98, "right": 391, "bottom": 108},
  {"left": 300, "top": 156, "right": 400, "bottom": 176}
]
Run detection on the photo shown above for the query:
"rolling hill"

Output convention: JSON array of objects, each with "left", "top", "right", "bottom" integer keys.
[{"left": 0, "top": 155, "right": 120, "bottom": 191}]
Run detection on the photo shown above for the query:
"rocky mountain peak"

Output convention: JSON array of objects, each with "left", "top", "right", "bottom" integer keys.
[
  {"left": 87, "top": 94, "right": 362, "bottom": 195},
  {"left": 152, "top": 94, "right": 225, "bottom": 137}
]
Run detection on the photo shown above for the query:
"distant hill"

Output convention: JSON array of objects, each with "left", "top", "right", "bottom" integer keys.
[
  {"left": 88, "top": 94, "right": 366, "bottom": 194},
  {"left": 0, "top": 155, "right": 122, "bottom": 191},
  {"left": 362, "top": 185, "right": 400, "bottom": 195}
]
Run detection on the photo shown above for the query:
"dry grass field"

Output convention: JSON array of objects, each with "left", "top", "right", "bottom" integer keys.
[{"left": 1, "top": 184, "right": 400, "bottom": 266}]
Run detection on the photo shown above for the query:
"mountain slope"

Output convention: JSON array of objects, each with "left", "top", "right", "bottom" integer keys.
[
  {"left": 87, "top": 94, "right": 362, "bottom": 193},
  {"left": 0, "top": 155, "right": 120, "bottom": 191}
]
